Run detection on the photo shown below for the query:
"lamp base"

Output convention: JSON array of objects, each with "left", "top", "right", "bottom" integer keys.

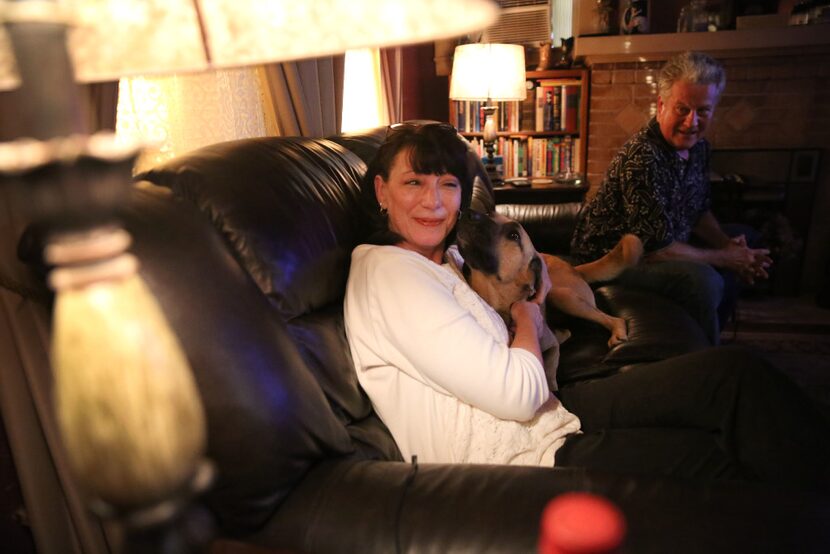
[{"left": 482, "top": 154, "right": 504, "bottom": 187}]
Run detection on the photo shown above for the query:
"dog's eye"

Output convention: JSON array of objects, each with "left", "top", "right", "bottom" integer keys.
[{"left": 507, "top": 231, "right": 520, "bottom": 242}]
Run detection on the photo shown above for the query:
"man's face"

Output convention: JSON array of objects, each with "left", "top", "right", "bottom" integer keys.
[{"left": 656, "top": 80, "right": 720, "bottom": 156}]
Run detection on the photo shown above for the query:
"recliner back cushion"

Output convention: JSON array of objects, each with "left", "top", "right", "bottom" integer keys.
[
  {"left": 123, "top": 187, "right": 354, "bottom": 532},
  {"left": 137, "top": 134, "right": 402, "bottom": 460},
  {"left": 139, "top": 136, "right": 368, "bottom": 319}
]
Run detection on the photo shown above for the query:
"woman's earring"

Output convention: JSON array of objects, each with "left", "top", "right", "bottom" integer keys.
[{"left": 379, "top": 205, "right": 388, "bottom": 216}]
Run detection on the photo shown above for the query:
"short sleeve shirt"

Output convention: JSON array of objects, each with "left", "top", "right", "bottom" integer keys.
[{"left": 570, "top": 118, "right": 711, "bottom": 263}]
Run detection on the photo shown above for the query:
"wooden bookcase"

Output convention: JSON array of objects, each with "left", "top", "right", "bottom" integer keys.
[{"left": 450, "top": 68, "right": 590, "bottom": 182}]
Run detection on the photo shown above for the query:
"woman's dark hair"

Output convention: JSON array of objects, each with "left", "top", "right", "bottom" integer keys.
[{"left": 360, "top": 122, "right": 474, "bottom": 247}]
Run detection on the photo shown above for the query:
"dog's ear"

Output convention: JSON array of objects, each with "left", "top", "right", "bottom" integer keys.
[
  {"left": 459, "top": 240, "right": 499, "bottom": 275},
  {"left": 456, "top": 210, "right": 500, "bottom": 275}
]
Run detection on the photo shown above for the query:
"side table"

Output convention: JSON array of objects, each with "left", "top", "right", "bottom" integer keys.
[{"left": 493, "top": 181, "right": 588, "bottom": 205}]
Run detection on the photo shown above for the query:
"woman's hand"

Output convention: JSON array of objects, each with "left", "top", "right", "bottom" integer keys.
[
  {"left": 529, "top": 254, "right": 552, "bottom": 306},
  {"left": 509, "top": 301, "right": 544, "bottom": 364}
]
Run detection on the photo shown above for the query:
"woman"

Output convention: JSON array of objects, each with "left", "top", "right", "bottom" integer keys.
[{"left": 344, "top": 123, "right": 830, "bottom": 488}]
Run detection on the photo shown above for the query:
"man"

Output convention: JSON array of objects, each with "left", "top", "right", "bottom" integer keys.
[{"left": 571, "top": 51, "right": 771, "bottom": 345}]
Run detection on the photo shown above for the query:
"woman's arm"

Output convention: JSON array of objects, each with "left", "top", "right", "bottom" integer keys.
[
  {"left": 364, "top": 250, "right": 549, "bottom": 421},
  {"left": 509, "top": 301, "right": 544, "bottom": 366}
]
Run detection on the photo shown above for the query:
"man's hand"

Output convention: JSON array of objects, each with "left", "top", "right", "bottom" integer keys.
[{"left": 720, "top": 239, "right": 772, "bottom": 284}]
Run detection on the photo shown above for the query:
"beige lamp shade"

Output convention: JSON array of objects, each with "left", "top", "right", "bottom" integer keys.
[
  {"left": 449, "top": 43, "right": 527, "bottom": 101},
  {"left": 58, "top": 0, "right": 499, "bottom": 82},
  {"left": 0, "top": 25, "right": 19, "bottom": 90}
]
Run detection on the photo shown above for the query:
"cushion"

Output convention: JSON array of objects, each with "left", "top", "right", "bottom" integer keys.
[{"left": 123, "top": 187, "right": 354, "bottom": 532}]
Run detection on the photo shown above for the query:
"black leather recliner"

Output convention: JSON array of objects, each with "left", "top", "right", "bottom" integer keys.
[{"left": 1, "top": 126, "right": 828, "bottom": 553}]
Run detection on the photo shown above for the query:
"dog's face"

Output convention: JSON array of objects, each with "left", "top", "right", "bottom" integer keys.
[{"left": 456, "top": 210, "right": 544, "bottom": 317}]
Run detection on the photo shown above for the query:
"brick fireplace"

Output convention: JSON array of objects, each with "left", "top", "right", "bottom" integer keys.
[{"left": 585, "top": 52, "right": 830, "bottom": 293}]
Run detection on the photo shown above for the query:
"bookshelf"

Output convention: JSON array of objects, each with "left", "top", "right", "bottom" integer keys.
[{"left": 450, "top": 68, "right": 590, "bottom": 183}]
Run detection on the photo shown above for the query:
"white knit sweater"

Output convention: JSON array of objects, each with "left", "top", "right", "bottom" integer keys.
[{"left": 344, "top": 244, "right": 580, "bottom": 466}]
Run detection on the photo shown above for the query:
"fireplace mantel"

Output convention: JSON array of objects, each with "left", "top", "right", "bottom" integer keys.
[{"left": 574, "top": 25, "right": 830, "bottom": 65}]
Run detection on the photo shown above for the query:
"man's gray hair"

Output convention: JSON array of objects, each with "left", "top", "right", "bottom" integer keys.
[{"left": 658, "top": 51, "right": 726, "bottom": 101}]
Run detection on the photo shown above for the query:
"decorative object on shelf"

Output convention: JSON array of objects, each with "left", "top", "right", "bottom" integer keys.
[
  {"left": 537, "top": 40, "right": 554, "bottom": 70},
  {"left": 620, "top": 0, "right": 650, "bottom": 34},
  {"left": 595, "top": 0, "right": 619, "bottom": 35},
  {"left": 678, "top": 0, "right": 712, "bottom": 32},
  {"left": 788, "top": 0, "right": 830, "bottom": 24},
  {"left": 553, "top": 37, "right": 575, "bottom": 68},
  {"left": 450, "top": 43, "right": 527, "bottom": 185},
  {"left": 0, "top": 0, "right": 499, "bottom": 551}
]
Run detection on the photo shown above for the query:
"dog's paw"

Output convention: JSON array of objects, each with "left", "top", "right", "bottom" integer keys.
[
  {"left": 554, "top": 328, "right": 571, "bottom": 344},
  {"left": 606, "top": 317, "right": 629, "bottom": 348}
]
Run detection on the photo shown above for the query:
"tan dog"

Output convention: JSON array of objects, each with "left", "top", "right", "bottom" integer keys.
[{"left": 456, "top": 210, "right": 641, "bottom": 348}]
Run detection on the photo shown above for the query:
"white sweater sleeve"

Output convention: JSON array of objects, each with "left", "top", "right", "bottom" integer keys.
[{"left": 357, "top": 247, "right": 549, "bottom": 422}]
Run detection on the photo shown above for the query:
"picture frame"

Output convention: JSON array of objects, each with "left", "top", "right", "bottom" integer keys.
[
  {"left": 619, "top": 0, "right": 651, "bottom": 35},
  {"left": 789, "top": 149, "right": 821, "bottom": 183}
]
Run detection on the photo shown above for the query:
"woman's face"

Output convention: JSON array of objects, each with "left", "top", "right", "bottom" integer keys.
[{"left": 374, "top": 148, "right": 462, "bottom": 263}]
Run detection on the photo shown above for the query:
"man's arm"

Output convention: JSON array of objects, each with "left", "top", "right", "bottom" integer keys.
[{"left": 691, "top": 210, "right": 731, "bottom": 249}]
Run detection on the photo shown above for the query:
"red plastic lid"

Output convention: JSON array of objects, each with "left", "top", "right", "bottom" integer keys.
[{"left": 539, "top": 492, "right": 627, "bottom": 554}]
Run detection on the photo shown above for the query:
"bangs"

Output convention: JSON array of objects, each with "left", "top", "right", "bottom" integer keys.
[{"left": 405, "top": 135, "right": 468, "bottom": 183}]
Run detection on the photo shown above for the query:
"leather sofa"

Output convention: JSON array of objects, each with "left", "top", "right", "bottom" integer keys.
[{"left": 1, "top": 126, "right": 828, "bottom": 553}]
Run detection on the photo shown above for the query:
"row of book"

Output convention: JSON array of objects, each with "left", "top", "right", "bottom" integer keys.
[
  {"left": 451, "top": 80, "right": 582, "bottom": 134},
  {"left": 467, "top": 135, "right": 581, "bottom": 179},
  {"left": 453, "top": 100, "right": 521, "bottom": 133},
  {"left": 534, "top": 79, "right": 581, "bottom": 133}
]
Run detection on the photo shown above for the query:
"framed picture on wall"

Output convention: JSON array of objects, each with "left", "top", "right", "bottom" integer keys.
[
  {"left": 789, "top": 149, "right": 821, "bottom": 183},
  {"left": 620, "top": 0, "right": 651, "bottom": 34}
]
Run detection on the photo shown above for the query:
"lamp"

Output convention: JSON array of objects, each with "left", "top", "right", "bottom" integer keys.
[
  {"left": 0, "top": 0, "right": 499, "bottom": 550},
  {"left": 449, "top": 43, "right": 527, "bottom": 185}
]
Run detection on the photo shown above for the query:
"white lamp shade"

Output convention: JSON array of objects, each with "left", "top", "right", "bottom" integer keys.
[
  {"left": 61, "top": 0, "right": 500, "bottom": 83},
  {"left": 449, "top": 43, "right": 527, "bottom": 102},
  {"left": 0, "top": 25, "right": 20, "bottom": 90}
]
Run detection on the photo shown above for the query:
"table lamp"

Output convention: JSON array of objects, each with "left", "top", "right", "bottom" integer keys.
[
  {"left": 449, "top": 42, "right": 527, "bottom": 185},
  {"left": 0, "top": 0, "right": 498, "bottom": 549}
]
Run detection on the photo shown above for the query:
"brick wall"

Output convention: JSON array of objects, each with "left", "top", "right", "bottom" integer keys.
[{"left": 585, "top": 53, "right": 830, "bottom": 292}]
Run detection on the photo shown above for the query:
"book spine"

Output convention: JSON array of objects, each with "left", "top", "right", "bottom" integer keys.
[
  {"left": 563, "top": 85, "right": 580, "bottom": 133},
  {"left": 553, "top": 86, "right": 562, "bottom": 132}
]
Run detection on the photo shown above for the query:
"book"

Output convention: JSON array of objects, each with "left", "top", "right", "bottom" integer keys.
[{"left": 562, "top": 84, "right": 580, "bottom": 133}]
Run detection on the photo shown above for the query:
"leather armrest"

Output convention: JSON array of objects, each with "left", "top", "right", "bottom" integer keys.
[
  {"left": 246, "top": 459, "right": 830, "bottom": 554},
  {"left": 597, "top": 285, "right": 711, "bottom": 364},
  {"left": 554, "top": 285, "right": 710, "bottom": 386}
]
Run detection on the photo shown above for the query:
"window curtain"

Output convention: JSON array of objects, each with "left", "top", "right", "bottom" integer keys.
[
  {"left": 379, "top": 47, "right": 402, "bottom": 125},
  {"left": 82, "top": 82, "right": 119, "bottom": 132},
  {"left": 258, "top": 56, "right": 345, "bottom": 137},
  {"left": 116, "top": 67, "right": 270, "bottom": 172}
]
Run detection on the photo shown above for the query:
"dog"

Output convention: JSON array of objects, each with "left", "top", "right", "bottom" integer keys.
[{"left": 455, "top": 210, "right": 637, "bottom": 349}]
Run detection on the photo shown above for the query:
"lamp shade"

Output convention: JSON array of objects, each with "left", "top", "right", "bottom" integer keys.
[
  {"left": 61, "top": 0, "right": 500, "bottom": 82},
  {"left": 0, "top": 25, "right": 19, "bottom": 90},
  {"left": 449, "top": 43, "right": 527, "bottom": 101}
]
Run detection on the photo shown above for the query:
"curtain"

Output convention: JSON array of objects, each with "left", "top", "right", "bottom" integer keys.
[
  {"left": 379, "top": 47, "right": 402, "bottom": 125},
  {"left": 81, "top": 82, "right": 119, "bottom": 132},
  {"left": 117, "top": 68, "right": 269, "bottom": 172},
  {"left": 258, "top": 56, "right": 345, "bottom": 137}
]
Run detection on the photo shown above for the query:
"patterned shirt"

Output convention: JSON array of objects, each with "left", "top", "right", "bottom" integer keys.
[{"left": 571, "top": 118, "right": 711, "bottom": 263}]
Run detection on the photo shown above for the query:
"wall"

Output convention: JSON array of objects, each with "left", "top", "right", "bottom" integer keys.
[{"left": 586, "top": 52, "right": 830, "bottom": 292}]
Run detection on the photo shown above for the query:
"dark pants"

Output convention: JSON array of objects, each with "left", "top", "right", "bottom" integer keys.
[
  {"left": 555, "top": 346, "right": 830, "bottom": 490},
  {"left": 613, "top": 224, "right": 759, "bottom": 345}
]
